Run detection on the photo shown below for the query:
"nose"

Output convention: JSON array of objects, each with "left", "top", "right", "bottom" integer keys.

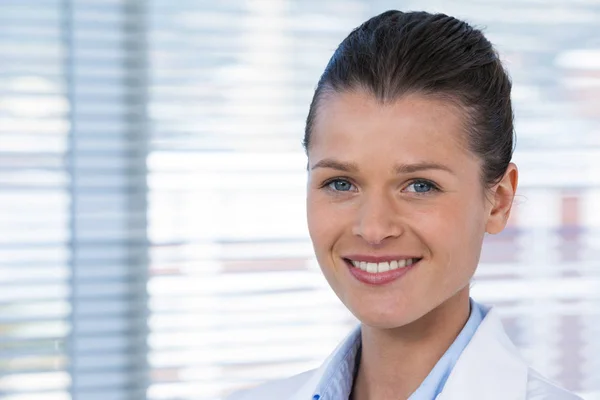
[{"left": 352, "top": 191, "right": 404, "bottom": 245}]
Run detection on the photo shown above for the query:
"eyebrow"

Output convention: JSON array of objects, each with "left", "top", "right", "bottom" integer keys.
[
  {"left": 394, "top": 162, "right": 454, "bottom": 175},
  {"left": 310, "top": 159, "right": 359, "bottom": 172},
  {"left": 310, "top": 158, "right": 455, "bottom": 175}
]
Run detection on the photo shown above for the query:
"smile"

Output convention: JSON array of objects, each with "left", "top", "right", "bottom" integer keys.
[
  {"left": 343, "top": 257, "right": 422, "bottom": 285},
  {"left": 348, "top": 258, "right": 419, "bottom": 273}
]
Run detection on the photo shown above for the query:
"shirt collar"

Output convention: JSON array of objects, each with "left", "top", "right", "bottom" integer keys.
[
  {"left": 312, "top": 324, "right": 361, "bottom": 400},
  {"left": 312, "top": 298, "right": 487, "bottom": 400},
  {"left": 408, "top": 298, "right": 485, "bottom": 399}
]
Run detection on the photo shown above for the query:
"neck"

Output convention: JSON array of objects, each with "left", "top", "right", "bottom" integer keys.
[{"left": 351, "top": 289, "right": 471, "bottom": 400}]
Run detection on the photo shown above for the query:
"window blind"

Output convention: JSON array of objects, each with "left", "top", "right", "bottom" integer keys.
[
  {"left": 0, "top": 1, "right": 71, "bottom": 399},
  {"left": 1, "top": 0, "right": 149, "bottom": 399},
  {"left": 1, "top": 1, "right": 599, "bottom": 400},
  {"left": 145, "top": 1, "right": 600, "bottom": 399},
  {"left": 64, "top": 0, "right": 149, "bottom": 399},
  {"left": 145, "top": 2, "right": 351, "bottom": 398}
]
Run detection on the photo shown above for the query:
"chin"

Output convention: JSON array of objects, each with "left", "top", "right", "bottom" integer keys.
[
  {"left": 356, "top": 313, "right": 417, "bottom": 330},
  {"left": 348, "top": 301, "right": 419, "bottom": 330}
]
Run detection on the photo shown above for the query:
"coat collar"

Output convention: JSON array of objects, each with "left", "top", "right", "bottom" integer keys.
[
  {"left": 436, "top": 306, "right": 529, "bottom": 400},
  {"left": 291, "top": 306, "right": 529, "bottom": 400}
]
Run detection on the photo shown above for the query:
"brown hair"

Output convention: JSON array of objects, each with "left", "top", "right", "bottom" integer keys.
[{"left": 303, "top": 10, "right": 514, "bottom": 188}]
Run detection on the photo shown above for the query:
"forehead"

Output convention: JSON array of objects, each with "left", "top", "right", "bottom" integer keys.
[{"left": 309, "top": 90, "right": 473, "bottom": 162}]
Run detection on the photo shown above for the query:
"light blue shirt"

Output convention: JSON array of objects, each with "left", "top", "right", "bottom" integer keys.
[{"left": 312, "top": 298, "right": 487, "bottom": 400}]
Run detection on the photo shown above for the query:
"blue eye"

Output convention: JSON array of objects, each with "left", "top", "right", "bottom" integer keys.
[
  {"left": 406, "top": 180, "right": 436, "bottom": 193},
  {"left": 327, "top": 179, "right": 354, "bottom": 192}
]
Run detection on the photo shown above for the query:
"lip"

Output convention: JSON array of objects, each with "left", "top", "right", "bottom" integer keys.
[
  {"left": 343, "top": 254, "right": 421, "bottom": 263},
  {"left": 344, "top": 258, "right": 420, "bottom": 286}
]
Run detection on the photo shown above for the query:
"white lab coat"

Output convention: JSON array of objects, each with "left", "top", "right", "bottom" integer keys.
[{"left": 227, "top": 307, "right": 583, "bottom": 400}]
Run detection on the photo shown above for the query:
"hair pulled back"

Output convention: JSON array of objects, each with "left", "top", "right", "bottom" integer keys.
[{"left": 304, "top": 10, "right": 514, "bottom": 188}]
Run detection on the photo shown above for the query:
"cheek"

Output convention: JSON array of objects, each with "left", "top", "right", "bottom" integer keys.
[
  {"left": 306, "top": 192, "right": 351, "bottom": 255},
  {"left": 415, "top": 197, "right": 486, "bottom": 259},
  {"left": 443, "top": 199, "right": 487, "bottom": 275},
  {"left": 306, "top": 192, "right": 334, "bottom": 250},
  {"left": 306, "top": 191, "right": 321, "bottom": 234}
]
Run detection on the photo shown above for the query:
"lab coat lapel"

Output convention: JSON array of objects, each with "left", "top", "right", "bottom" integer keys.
[
  {"left": 288, "top": 362, "right": 328, "bottom": 400},
  {"left": 436, "top": 307, "right": 529, "bottom": 400},
  {"left": 290, "top": 308, "right": 528, "bottom": 400}
]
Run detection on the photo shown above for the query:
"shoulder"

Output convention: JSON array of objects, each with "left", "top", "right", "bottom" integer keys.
[
  {"left": 526, "top": 368, "right": 584, "bottom": 400},
  {"left": 224, "top": 369, "right": 316, "bottom": 400},
  {"left": 439, "top": 303, "right": 583, "bottom": 400},
  {"left": 226, "top": 325, "right": 361, "bottom": 400}
]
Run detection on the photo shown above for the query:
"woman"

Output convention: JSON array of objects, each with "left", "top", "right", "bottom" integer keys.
[{"left": 228, "top": 10, "right": 582, "bottom": 400}]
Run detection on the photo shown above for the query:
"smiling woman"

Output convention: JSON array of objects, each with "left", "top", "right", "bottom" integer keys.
[
  {"left": 227, "top": 10, "right": 582, "bottom": 400},
  {"left": 307, "top": 93, "right": 495, "bottom": 333}
]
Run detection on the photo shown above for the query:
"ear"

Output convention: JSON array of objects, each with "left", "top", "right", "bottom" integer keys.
[{"left": 485, "top": 163, "right": 518, "bottom": 235}]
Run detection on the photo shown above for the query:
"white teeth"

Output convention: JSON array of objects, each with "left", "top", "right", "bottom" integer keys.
[
  {"left": 349, "top": 258, "right": 419, "bottom": 273},
  {"left": 366, "top": 263, "right": 378, "bottom": 273},
  {"left": 378, "top": 262, "right": 390, "bottom": 273}
]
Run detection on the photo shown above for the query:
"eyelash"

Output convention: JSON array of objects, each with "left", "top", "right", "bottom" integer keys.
[
  {"left": 321, "top": 178, "right": 441, "bottom": 194},
  {"left": 322, "top": 178, "right": 357, "bottom": 193},
  {"left": 405, "top": 179, "right": 441, "bottom": 194}
]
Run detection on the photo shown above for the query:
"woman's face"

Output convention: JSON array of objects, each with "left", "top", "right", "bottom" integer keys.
[{"left": 306, "top": 90, "right": 516, "bottom": 329}]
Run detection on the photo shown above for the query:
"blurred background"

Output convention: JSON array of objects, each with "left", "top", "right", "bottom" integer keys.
[{"left": 1, "top": 0, "right": 600, "bottom": 399}]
